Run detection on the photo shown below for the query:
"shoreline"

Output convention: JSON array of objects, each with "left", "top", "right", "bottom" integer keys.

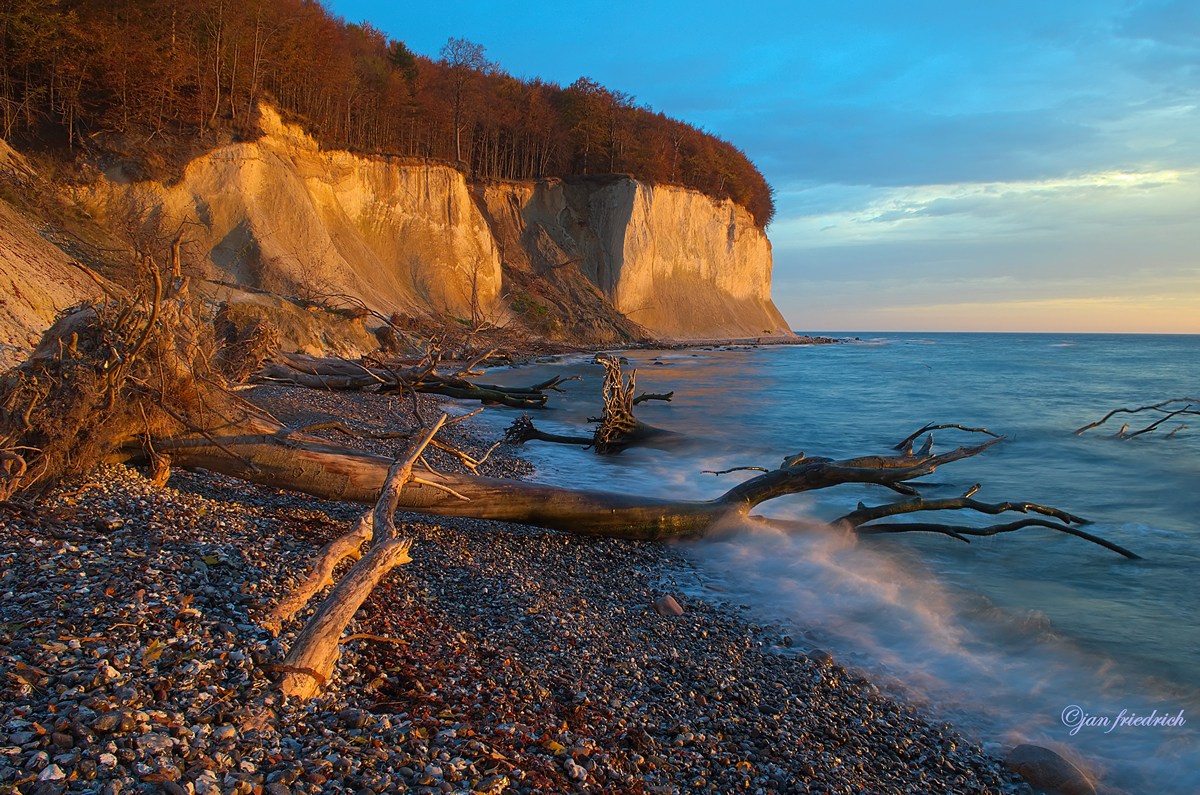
[{"left": 0, "top": 386, "right": 1031, "bottom": 794}]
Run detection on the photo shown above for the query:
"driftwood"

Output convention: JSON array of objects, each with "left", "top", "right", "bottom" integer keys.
[
  {"left": 0, "top": 284, "right": 1138, "bottom": 558},
  {"left": 504, "top": 354, "right": 676, "bottom": 453},
  {"left": 1075, "top": 398, "right": 1197, "bottom": 439},
  {"left": 141, "top": 421, "right": 1138, "bottom": 557},
  {"left": 275, "top": 417, "right": 445, "bottom": 699},
  {"left": 0, "top": 281, "right": 1144, "bottom": 698},
  {"left": 257, "top": 351, "right": 579, "bottom": 409}
]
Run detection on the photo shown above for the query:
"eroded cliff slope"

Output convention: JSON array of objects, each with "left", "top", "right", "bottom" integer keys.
[{"left": 0, "top": 142, "right": 106, "bottom": 370}]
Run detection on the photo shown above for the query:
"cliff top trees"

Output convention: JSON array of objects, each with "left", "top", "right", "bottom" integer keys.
[{"left": 0, "top": 0, "right": 775, "bottom": 226}]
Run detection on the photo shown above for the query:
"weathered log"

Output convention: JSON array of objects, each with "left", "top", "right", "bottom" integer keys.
[
  {"left": 277, "top": 417, "right": 444, "bottom": 698},
  {"left": 140, "top": 422, "right": 1128, "bottom": 556},
  {"left": 262, "top": 514, "right": 372, "bottom": 635},
  {"left": 256, "top": 352, "right": 572, "bottom": 408}
]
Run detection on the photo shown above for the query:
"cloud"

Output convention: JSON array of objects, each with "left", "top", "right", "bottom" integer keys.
[{"left": 773, "top": 169, "right": 1198, "bottom": 249}]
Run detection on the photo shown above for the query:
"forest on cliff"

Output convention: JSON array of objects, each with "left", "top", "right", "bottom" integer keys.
[{"left": 0, "top": 0, "right": 775, "bottom": 226}]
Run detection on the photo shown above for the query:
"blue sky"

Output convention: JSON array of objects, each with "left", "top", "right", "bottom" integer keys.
[{"left": 327, "top": 0, "right": 1199, "bottom": 332}]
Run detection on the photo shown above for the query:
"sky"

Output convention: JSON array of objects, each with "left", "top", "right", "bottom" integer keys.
[{"left": 326, "top": 0, "right": 1200, "bottom": 333}]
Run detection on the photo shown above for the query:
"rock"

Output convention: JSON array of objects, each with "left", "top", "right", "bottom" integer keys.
[
  {"left": 564, "top": 758, "right": 587, "bottom": 781},
  {"left": 95, "top": 516, "right": 125, "bottom": 531},
  {"left": 211, "top": 725, "right": 237, "bottom": 742},
  {"left": 474, "top": 774, "right": 510, "bottom": 794},
  {"left": 92, "top": 714, "right": 122, "bottom": 733},
  {"left": 137, "top": 733, "right": 174, "bottom": 754},
  {"left": 1005, "top": 744, "right": 1096, "bottom": 795},
  {"left": 265, "top": 784, "right": 292, "bottom": 795},
  {"left": 336, "top": 708, "right": 368, "bottom": 729},
  {"left": 653, "top": 595, "right": 684, "bottom": 617},
  {"left": 37, "top": 764, "right": 66, "bottom": 781}
]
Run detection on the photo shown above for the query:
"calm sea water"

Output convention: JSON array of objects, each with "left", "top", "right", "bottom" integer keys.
[{"left": 476, "top": 333, "right": 1200, "bottom": 792}]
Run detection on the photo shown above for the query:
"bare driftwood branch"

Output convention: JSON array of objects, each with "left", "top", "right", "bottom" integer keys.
[
  {"left": 277, "top": 415, "right": 447, "bottom": 699},
  {"left": 894, "top": 423, "right": 1000, "bottom": 452},
  {"left": 1075, "top": 398, "right": 1199, "bottom": 438},
  {"left": 633, "top": 391, "right": 674, "bottom": 405},
  {"left": 703, "top": 466, "right": 771, "bottom": 476}
]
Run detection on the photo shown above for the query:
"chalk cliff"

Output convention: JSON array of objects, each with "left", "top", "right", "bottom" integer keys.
[
  {"left": 0, "top": 142, "right": 105, "bottom": 370},
  {"left": 64, "top": 106, "right": 789, "bottom": 348},
  {"left": 482, "top": 177, "right": 789, "bottom": 339},
  {"left": 78, "top": 108, "right": 504, "bottom": 325}
]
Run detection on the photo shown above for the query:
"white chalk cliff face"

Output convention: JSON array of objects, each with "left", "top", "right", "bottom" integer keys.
[
  {"left": 495, "top": 177, "right": 790, "bottom": 339},
  {"left": 80, "top": 106, "right": 789, "bottom": 342},
  {"left": 79, "top": 107, "right": 504, "bottom": 322}
]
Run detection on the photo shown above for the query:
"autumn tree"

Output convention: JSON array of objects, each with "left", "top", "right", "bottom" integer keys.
[{"left": 438, "top": 36, "right": 489, "bottom": 165}]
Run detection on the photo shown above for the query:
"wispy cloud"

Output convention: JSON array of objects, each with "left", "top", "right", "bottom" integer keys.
[{"left": 774, "top": 169, "right": 1198, "bottom": 247}]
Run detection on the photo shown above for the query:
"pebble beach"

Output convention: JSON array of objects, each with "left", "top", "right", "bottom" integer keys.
[{"left": 0, "top": 385, "right": 1034, "bottom": 795}]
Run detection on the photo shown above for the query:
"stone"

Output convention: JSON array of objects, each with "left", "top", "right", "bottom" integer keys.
[
  {"left": 137, "top": 733, "right": 174, "bottom": 754},
  {"left": 474, "top": 774, "right": 510, "bottom": 794},
  {"left": 1005, "top": 743, "right": 1096, "bottom": 795},
  {"left": 37, "top": 764, "right": 66, "bottom": 781},
  {"left": 336, "top": 708, "right": 368, "bottom": 729},
  {"left": 653, "top": 596, "right": 684, "bottom": 617},
  {"left": 211, "top": 725, "right": 237, "bottom": 742}
]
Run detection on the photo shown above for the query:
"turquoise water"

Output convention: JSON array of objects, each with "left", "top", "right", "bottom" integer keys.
[{"left": 476, "top": 333, "right": 1200, "bottom": 792}]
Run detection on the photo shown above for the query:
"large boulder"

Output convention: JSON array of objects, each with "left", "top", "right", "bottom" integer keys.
[{"left": 1005, "top": 743, "right": 1096, "bottom": 795}]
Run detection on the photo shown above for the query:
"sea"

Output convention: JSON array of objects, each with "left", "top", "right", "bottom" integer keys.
[{"left": 473, "top": 332, "right": 1200, "bottom": 793}]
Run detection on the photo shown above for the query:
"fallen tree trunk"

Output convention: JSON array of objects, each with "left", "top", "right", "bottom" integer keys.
[
  {"left": 275, "top": 417, "right": 443, "bottom": 698},
  {"left": 142, "top": 423, "right": 1136, "bottom": 556},
  {"left": 257, "top": 352, "right": 578, "bottom": 409}
]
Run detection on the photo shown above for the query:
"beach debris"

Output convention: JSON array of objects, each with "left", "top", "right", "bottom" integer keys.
[{"left": 504, "top": 354, "right": 677, "bottom": 453}]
